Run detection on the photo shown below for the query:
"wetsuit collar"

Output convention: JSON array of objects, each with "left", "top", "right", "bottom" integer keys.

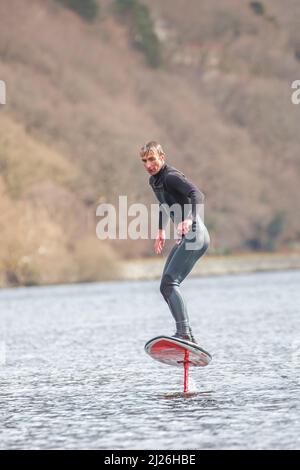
[{"left": 153, "top": 162, "right": 167, "bottom": 179}]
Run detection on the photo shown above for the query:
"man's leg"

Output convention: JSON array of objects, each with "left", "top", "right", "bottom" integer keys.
[{"left": 160, "top": 222, "right": 210, "bottom": 340}]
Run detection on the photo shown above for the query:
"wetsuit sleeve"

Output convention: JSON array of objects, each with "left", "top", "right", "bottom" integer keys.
[{"left": 165, "top": 173, "right": 204, "bottom": 224}]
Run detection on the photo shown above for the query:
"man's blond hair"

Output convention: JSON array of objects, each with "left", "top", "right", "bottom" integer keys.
[{"left": 140, "top": 141, "right": 165, "bottom": 157}]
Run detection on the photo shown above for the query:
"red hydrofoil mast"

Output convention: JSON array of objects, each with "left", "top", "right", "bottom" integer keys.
[{"left": 144, "top": 336, "right": 212, "bottom": 394}]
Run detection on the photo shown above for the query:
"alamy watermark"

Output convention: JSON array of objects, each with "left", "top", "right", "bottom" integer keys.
[
  {"left": 291, "top": 80, "right": 300, "bottom": 105},
  {"left": 96, "top": 196, "right": 206, "bottom": 250},
  {"left": 0, "top": 80, "right": 6, "bottom": 105}
]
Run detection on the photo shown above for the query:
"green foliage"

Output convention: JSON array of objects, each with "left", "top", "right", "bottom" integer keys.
[
  {"left": 247, "top": 212, "right": 286, "bottom": 252},
  {"left": 249, "top": 2, "right": 265, "bottom": 16},
  {"left": 265, "top": 210, "right": 286, "bottom": 252},
  {"left": 133, "top": 3, "right": 162, "bottom": 67},
  {"left": 115, "top": 0, "right": 162, "bottom": 68},
  {"left": 57, "top": 0, "right": 99, "bottom": 22},
  {"left": 115, "top": 0, "right": 137, "bottom": 13}
]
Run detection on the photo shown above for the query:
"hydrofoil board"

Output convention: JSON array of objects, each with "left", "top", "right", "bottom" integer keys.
[{"left": 144, "top": 335, "right": 212, "bottom": 368}]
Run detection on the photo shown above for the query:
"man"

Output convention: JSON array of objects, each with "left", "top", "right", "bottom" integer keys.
[{"left": 140, "top": 141, "right": 210, "bottom": 344}]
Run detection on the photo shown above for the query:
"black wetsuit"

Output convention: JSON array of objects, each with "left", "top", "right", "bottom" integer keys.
[{"left": 149, "top": 163, "right": 210, "bottom": 339}]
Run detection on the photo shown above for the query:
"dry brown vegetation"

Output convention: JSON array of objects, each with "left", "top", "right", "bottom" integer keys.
[{"left": 0, "top": 0, "right": 300, "bottom": 286}]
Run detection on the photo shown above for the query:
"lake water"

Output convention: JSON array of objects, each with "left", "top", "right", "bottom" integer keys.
[{"left": 0, "top": 270, "right": 299, "bottom": 450}]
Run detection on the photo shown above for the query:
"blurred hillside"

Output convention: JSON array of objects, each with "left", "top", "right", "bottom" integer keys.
[{"left": 0, "top": 0, "right": 300, "bottom": 286}]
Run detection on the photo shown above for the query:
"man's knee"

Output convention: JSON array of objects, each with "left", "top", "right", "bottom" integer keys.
[{"left": 160, "top": 274, "right": 175, "bottom": 300}]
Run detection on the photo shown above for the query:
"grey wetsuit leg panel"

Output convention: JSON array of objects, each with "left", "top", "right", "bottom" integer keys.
[
  {"left": 160, "top": 221, "right": 210, "bottom": 335},
  {"left": 162, "top": 243, "right": 178, "bottom": 276}
]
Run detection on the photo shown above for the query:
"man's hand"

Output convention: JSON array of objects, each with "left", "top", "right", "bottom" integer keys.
[
  {"left": 154, "top": 229, "right": 166, "bottom": 254},
  {"left": 176, "top": 219, "right": 193, "bottom": 244}
]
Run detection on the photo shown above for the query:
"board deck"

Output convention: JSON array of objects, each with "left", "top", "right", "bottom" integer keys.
[{"left": 144, "top": 335, "right": 212, "bottom": 368}]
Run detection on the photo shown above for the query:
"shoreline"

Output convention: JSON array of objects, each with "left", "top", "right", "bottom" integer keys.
[
  {"left": 1, "top": 252, "right": 300, "bottom": 289},
  {"left": 119, "top": 251, "right": 300, "bottom": 281}
]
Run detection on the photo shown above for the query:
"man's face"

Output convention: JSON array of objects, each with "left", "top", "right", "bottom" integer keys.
[{"left": 141, "top": 149, "right": 165, "bottom": 175}]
